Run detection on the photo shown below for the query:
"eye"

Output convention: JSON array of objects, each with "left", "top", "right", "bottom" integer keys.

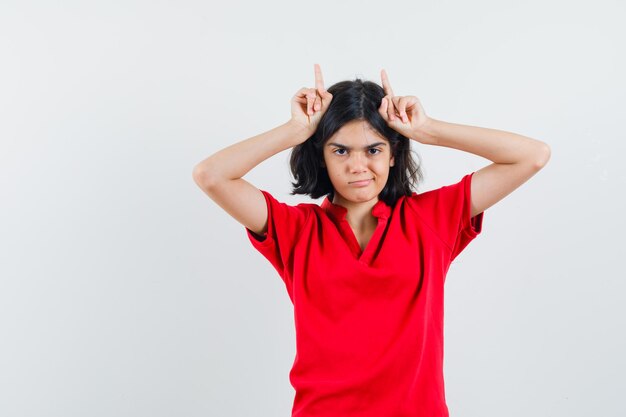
[{"left": 332, "top": 148, "right": 382, "bottom": 156}]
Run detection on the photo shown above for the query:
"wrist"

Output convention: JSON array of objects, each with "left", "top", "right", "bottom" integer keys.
[
  {"left": 285, "top": 119, "right": 314, "bottom": 142},
  {"left": 410, "top": 117, "right": 438, "bottom": 145}
]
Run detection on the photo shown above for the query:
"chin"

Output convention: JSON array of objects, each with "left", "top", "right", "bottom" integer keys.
[{"left": 346, "top": 188, "right": 380, "bottom": 201}]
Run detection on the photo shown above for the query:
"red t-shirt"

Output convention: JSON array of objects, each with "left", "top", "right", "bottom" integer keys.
[{"left": 245, "top": 172, "right": 484, "bottom": 417}]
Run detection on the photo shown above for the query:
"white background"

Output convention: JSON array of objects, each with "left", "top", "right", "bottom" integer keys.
[{"left": 1, "top": 1, "right": 624, "bottom": 416}]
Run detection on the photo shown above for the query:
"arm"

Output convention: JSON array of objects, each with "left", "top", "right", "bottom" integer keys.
[
  {"left": 193, "top": 120, "right": 308, "bottom": 184},
  {"left": 377, "top": 68, "right": 551, "bottom": 219},
  {"left": 412, "top": 117, "right": 551, "bottom": 218},
  {"left": 192, "top": 120, "right": 310, "bottom": 236},
  {"left": 193, "top": 64, "right": 333, "bottom": 236}
]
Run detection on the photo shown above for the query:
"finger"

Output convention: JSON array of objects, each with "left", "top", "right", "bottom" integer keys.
[
  {"left": 306, "top": 89, "right": 316, "bottom": 115},
  {"left": 295, "top": 87, "right": 311, "bottom": 102},
  {"left": 381, "top": 69, "right": 395, "bottom": 97},
  {"left": 296, "top": 87, "right": 308, "bottom": 93},
  {"left": 379, "top": 96, "right": 388, "bottom": 119},
  {"left": 387, "top": 96, "right": 397, "bottom": 121},
  {"left": 314, "top": 63, "right": 325, "bottom": 93},
  {"left": 318, "top": 86, "right": 332, "bottom": 110},
  {"left": 313, "top": 91, "right": 321, "bottom": 112},
  {"left": 391, "top": 96, "right": 404, "bottom": 118},
  {"left": 294, "top": 87, "right": 307, "bottom": 99},
  {"left": 397, "top": 97, "right": 409, "bottom": 122}
]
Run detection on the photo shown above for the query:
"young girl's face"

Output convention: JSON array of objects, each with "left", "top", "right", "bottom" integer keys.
[{"left": 322, "top": 119, "right": 395, "bottom": 206}]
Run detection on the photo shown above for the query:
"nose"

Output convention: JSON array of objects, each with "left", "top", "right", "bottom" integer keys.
[{"left": 348, "top": 151, "right": 369, "bottom": 173}]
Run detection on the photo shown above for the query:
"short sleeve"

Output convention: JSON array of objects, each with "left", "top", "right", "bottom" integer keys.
[
  {"left": 244, "top": 189, "right": 311, "bottom": 285},
  {"left": 407, "top": 172, "right": 484, "bottom": 262}
]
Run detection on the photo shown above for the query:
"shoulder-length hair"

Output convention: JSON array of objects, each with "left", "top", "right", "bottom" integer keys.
[{"left": 288, "top": 78, "right": 424, "bottom": 207}]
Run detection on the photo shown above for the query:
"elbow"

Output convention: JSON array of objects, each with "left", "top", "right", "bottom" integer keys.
[
  {"left": 192, "top": 163, "right": 217, "bottom": 189},
  {"left": 533, "top": 142, "right": 551, "bottom": 169}
]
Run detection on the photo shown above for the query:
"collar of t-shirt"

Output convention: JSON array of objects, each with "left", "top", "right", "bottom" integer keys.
[{"left": 321, "top": 196, "right": 392, "bottom": 224}]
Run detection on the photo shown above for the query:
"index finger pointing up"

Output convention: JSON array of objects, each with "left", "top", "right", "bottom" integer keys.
[
  {"left": 314, "top": 63, "right": 325, "bottom": 92},
  {"left": 381, "top": 69, "right": 394, "bottom": 96}
]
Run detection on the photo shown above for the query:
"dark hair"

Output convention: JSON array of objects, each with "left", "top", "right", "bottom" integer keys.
[{"left": 288, "top": 78, "right": 424, "bottom": 207}]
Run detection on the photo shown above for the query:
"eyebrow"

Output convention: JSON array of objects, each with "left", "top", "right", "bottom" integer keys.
[{"left": 326, "top": 142, "right": 388, "bottom": 150}]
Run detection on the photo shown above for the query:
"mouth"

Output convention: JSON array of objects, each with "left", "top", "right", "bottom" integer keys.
[{"left": 349, "top": 178, "right": 374, "bottom": 186}]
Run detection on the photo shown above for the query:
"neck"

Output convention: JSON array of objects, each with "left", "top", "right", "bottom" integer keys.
[{"left": 332, "top": 196, "right": 379, "bottom": 229}]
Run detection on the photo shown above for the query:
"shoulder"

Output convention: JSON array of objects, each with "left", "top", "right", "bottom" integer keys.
[
  {"left": 405, "top": 173, "right": 473, "bottom": 210},
  {"left": 259, "top": 190, "right": 316, "bottom": 210},
  {"left": 257, "top": 190, "right": 318, "bottom": 227},
  {"left": 402, "top": 187, "right": 440, "bottom": 215}
]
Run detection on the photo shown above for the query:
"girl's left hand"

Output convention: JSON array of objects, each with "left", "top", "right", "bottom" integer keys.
[{"left": 378, "top": 69, "right": 431, "bottom": 143}]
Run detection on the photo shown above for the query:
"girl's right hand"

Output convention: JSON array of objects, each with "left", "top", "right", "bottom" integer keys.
[{"left": 289, "top": 63, "right": 333, "bottom": 140}]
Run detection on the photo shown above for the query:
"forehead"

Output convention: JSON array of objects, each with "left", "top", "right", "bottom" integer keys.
[{"left": 329, "top": 120, "right": 387, "bottom": 144}]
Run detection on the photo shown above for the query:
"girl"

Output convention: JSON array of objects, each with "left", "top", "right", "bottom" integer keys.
[{"left": 193, "top": 64, "right": 550, "bottom": 417}]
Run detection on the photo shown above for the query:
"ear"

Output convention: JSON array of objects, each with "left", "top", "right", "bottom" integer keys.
[{"left": 390, "top": 155, "right": 395, "bottom": 167}]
